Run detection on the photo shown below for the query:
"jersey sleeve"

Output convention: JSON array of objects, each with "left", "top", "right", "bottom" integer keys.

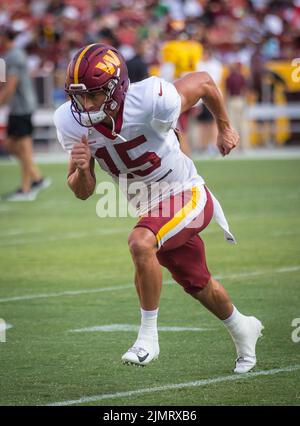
[
  {"left": 53, "top": 102, "right": 83, "bottom": 153},
  {"left": 151, "top": 77, "right": 181, "bottom": 134}
]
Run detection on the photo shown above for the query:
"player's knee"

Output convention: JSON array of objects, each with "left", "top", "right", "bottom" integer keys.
[
  {"left": 129, "top": 239, "right": 155, "bottom": 261},
  {"left": 128, "top": 228, "right": 157, "bottom": 260}
]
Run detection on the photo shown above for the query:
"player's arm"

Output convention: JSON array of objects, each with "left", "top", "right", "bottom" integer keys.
[
  {"left": 67, "top": 135, "right": 96, "bottom": 200},
  {"left": 0, "top": 75, "right": 18, "bottom": 106},
  {"left": 174, "top": 72, "right": 239, "bottom": 156}
]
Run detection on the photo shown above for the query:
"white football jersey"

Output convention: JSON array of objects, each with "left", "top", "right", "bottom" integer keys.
[{"left": 54, "top": 76, "right": 205, "bottom": 214}]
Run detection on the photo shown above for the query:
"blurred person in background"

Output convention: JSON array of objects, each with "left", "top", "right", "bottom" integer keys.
[
  {"left": 123, "top": 41, "right": 149, "bottom": 83},
  {"left": 249, "top": 43, "right": 275, "bottom": 146},
  {"left": 160, "top": 22, "right": 203, "bottom": 157},
  {"left": 225, "top": 61, "right": 250, "bottom": 151},
  {"left": 0, "top": 28, "right": 51, "bottom": 201},
  {"left": 250, "top": 45, "right": 265, "bottom": 104},
  {"left": 195, "top": 46, "right": 223, "bottom": 155}
]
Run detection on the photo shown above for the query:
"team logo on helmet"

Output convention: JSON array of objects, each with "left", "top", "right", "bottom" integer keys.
[{"left": 96, "top": 50, "right": 121, "bottom": 75}]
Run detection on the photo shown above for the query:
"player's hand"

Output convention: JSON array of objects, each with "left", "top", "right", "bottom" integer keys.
[
  {"left": 71, "top": 135, "right": 91, "bottom": 171},
  {"left": 217, "top": 126, "right": 239, "bottom": 156}
]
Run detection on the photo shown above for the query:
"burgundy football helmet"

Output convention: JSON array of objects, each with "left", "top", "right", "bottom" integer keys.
[{"left": 65, "top": 43, "right": 129, "bottom": 128}]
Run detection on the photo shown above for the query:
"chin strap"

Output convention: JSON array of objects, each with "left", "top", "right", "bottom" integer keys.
[{"left": 109, "top": 113, "right": 127, "bottom": 142}]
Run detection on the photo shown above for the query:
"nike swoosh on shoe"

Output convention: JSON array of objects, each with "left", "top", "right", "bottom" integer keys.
[{"left": 137, "top": 352, "right": 149, "bottom": 363}]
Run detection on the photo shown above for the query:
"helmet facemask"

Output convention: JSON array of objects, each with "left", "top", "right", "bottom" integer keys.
[{"left": 67, "top": 78, "right": 119, "bottom": 128}]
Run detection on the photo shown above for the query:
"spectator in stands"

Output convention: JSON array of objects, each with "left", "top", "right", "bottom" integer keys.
[
  {"left": 0, "top": 0, "right": 299, "bottom": 155},
  {"left": 249, "top": 44, "right": 265, "bottom": 103},
  {"left": 225, "top": 61, "right": 250, "bottom": 150},
  {"left": 0, "top": 28, "right": 51, "bottom": 201},
  {"left": 0, "top": 0, "right": 299, "bottom": 77}
]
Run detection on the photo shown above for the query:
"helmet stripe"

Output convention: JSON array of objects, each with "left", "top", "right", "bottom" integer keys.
[{"left": 74, "top": 44, "right": 96, "bottom": 84}]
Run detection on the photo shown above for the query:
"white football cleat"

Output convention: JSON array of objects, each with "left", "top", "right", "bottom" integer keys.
[
  {"left": 122, "top": 340, "right": 159, "bottom": 366},
  {"left": 233, "top": 316, "right": 264, "bottom": 374},
  {"left": 234, "top": 355, "right": 258, "bottom": 374}
]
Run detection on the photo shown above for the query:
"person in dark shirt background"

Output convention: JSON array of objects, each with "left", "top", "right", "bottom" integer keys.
[
  {"left": 125, "top": 41, "right": 149, "bottom": 83},
  {"left": 0, "top": 28, "right": 51, "bottom": 201}
]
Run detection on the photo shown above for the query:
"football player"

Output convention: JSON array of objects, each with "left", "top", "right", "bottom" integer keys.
[{"left": 54, "top": 43, "right": 263, "bottom": 373}]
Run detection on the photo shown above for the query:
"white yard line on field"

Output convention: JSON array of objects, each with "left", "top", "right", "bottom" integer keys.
[
  {"left": 0, "top": 284, "right": 135, "bottom": 303},
  {"left": 0, "top": 229, "right": 43, "bottom": 237},
  {"left": 68, "top": 324, "right": 214, "bottom": 333},
  {"left": 271, "top": 230, "right": 300, "bottom": 237},
  {"left": 0, "top": 206, "right": 13, "bottom": 213},
  {"left": 0, "top": 265, "right": 299, "bottom": 304},
  {"left": 0, "top": 227, "right": 129, "bottom": 246},
  {"left": 47, "top": 364, "right": 300, "bottom": 406},
  {"left": 214, "top": 265, "right": 300, "bottom": 281},
  {"left": 276, "top": 266, "right": 300, "bottom": 273}
]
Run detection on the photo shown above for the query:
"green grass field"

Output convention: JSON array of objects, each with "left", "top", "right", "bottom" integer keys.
[{"left": 0, "top": 158, "right": 299, "bottom": 406}]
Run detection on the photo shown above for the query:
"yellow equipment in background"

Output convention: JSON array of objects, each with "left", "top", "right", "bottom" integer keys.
[{"left": 161, "top": 39, "right": 203, "bottom": 79}]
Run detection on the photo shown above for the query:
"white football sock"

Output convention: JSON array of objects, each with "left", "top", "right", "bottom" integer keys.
[
  {"left": 222, "top": 305, "right": 263, "bottom": 373},
  {"left": 222, "top": 306, "right": 248, "bottom": 337},
  {"left": 136, "top": 308, "right": 159, "bottom": 343}
]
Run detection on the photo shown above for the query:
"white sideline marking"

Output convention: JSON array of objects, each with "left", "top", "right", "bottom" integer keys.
[
  {"left": 47, "top": 364, "right": 300, "bottom": 406},
  {"left": 0, "top": 265, "right": 299, "bottom": 304},
  {"left": 68, "top": 324, "right": 213, "bottom": 333}
]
